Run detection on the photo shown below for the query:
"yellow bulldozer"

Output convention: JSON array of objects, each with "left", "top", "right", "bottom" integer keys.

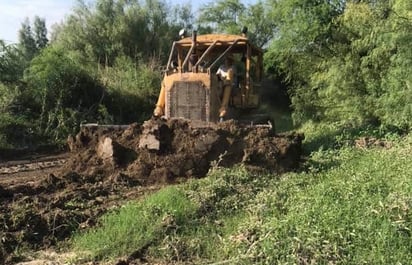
[
  {"left": 152, "top": 30, "right": 269, "bottom": 125},
  {"left": 71, "top": 30, "right": 303, "bottom": 180}
]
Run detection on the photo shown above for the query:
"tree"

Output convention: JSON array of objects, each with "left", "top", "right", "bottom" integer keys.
[
  {"left": 198, "top": 0, "right": 246, "bottom": 34},
  {"left": 33, "top": 16, "right": 48, "bottom": 49},
  {"left": 241, "top": 1, "right": 276, "bottom": 47},
  {"left": 18, "top": 18, "right": 37, "bottom": 61},
  {"left": 264, "top": 0, "right": 347, "bottom": 123},
  {"left": 49, "top": 0, "right": 184, "bottom": 126},
  {"left": 0, "top": 41, "right": 25, "bottom": 83},
  {"left": 373, "top": 0, "right": 412, "bottom": 128},
  {"left": 53, "top": 0, "right": 179, "bottom": 66},
  {"left": 197, "top": 0, "right": 275, "bottom": 47},
  {"left": 0, "top": 39, "right": 31, "bottom": 147},
  {"left": 170, "top": 3, "right": 195, "bottom": 30},
  {"left": 310, "top": 0, "right": 412, "bottom": 128},
  {"left": 264, "top": 0, "right": 412, "bottom": 130},
  {"left": 16, "top": 16, "right": 48, "bottom": 65}
]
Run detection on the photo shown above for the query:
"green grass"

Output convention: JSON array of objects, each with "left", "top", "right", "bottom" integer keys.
[
  {"left": 72, "top": 186, "right": 197, "bottom": 260},
  {"left": 251, "top": 146, "right": 412, "bottom": 264},
  {"left": 71, "top": 125, "right": 412, "bottom": 264}
]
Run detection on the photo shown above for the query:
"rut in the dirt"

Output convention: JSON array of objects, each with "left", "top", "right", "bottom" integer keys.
[
  {"left": 65, "top": 118, "right": 303, "bottom": 184},
  {"left": 0, "top": 170, "right": 154, "bottom": 265}
]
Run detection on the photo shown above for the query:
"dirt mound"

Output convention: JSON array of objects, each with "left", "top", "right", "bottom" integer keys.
[{"left": 64, "top": 118, "right": 303, "bottom": 184}]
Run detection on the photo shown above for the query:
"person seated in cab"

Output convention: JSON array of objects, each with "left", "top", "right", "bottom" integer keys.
[{"left": 216, "top": 55, "right": 236, "bottom": 121}]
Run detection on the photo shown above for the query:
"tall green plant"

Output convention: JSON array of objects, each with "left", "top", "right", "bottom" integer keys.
[
  {"left": 33, "top": 16, "right": 48, "bottom": 49},
  {"left": 18, "top": 18, "right": 37, "bottom": 62},
  {"left": 24, "top": 46, "right": 104, "bottom": 142},
  {"left": 101, "top": 55, "right": 161, "bottom": 123},
  {"left": 0, "top": 41, "right": 25, "bottom": 83},
  {"left": 0, "top": 83, "right": 33, "bottom": 148},
  {"left": 376, "top": 0, "right": 412, "bottom": 129}
]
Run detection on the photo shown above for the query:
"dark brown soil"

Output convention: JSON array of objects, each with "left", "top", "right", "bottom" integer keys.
[
  {"left": 0, "top": 118, "right": 303, "bottom": 264},
  {"left": 65, "top": 118, "right": 303, "bottom": 184}
]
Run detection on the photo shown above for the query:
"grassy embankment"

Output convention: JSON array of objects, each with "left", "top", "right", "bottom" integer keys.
[{"left": 70, "top": 118, "right": 412, "bottom": 264}]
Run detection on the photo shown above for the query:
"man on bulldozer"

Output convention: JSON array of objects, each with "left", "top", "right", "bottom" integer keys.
[
  {"left": 152, "top": 30, "right": 264, "bottom": 124},
  {"left": 216, "top": 55, "right": 236, "bottom": 121}
]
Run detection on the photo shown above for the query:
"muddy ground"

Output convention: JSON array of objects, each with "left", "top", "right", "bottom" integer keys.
[{"left": 0, "top": 118, "right": 303, "bottom": 264}]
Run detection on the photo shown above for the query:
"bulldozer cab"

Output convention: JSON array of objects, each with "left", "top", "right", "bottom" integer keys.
[{"left": 155, "top": 32, "right": 264, "bottom": 122}]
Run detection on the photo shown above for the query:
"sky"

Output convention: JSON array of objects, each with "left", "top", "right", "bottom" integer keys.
[
  {"left": 0, "top": 0, "right": 75, "bottom": 43},
  {"left": 0, "top": 0, "right": 256, "bottom": 44}
]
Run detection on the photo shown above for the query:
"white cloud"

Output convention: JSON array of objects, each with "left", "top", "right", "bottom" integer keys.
[{"left": 0, "top": 0, "right": 75, "bottom": 43}]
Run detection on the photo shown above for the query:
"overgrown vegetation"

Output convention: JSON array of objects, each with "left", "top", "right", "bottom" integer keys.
[
  {"left": 265, "top": 0, "right": 412, "bottom": 131},
  {"left": 0, "top": 0, "right": 188, "bottom": 148},
  {"left": 1, "top": 0, "right": 410, "bottom": 148}
]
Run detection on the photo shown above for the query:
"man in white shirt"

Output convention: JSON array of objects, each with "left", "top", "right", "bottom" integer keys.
[{"left": 216, "top": 55, "right": 236, "bottom": 121}]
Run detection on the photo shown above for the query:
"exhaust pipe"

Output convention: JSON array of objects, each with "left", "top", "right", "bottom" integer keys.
[{"left": 190, "top": 30, "right": 198, "bottom": 72}]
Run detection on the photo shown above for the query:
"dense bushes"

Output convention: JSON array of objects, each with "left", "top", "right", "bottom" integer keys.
[
  {"left": 100, "top": 56, "right": 161, "bottom": 123},
  {"left": 265, "top": 0, "right": 412, "bottom": 131},
  {"left": 0, "top": 0, "right": 173, "bottom": 147},
  {"left": 23, "top": 47, "right": 104, "bottom": 142}
]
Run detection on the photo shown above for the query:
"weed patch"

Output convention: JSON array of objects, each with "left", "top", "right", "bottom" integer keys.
[{"left": 72, "top": 186, "right": 197, "bottom": 261}]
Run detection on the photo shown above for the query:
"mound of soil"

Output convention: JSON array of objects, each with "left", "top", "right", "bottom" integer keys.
[
  {"left": 65, "top": 118, "right": 303, "bottom": 184},
  {"left": 0, "top": 118, "right": 303, "bottom": 264}
]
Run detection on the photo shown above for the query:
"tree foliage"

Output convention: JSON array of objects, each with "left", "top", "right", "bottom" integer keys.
[
  {"left": 1, "top": 0, "right": 188, "bottom": 146},
  {"left": 0, "top": 41, "right": 25, "bottom": 84},
  {"left": 18, "top": 17, "right": 49, "bottom": 61},
  {"left": 23, "top": 46, "right": 104, "bottom": 141},
  {"left": 18, "top": 18, "right": 38, "bottom": 61},
  {"left": 198, "top": 0, "right": 246, "bottom": 34},
  {"left": 197, "top": 0, "right": 274, "bottom": 47},
  {"left": 33, "top": 16, "right": 48, "bottom": 49},
  {"left": 54, "top": 0, "right": 179, "bottom": 65},
  {"left": 50, "top": 0, "right": 174, "bottom": 125},
  {"left": 170, "top": 3, "right": 195, "bottom": 30},
  {"left": 265, "top": 0, "right": 412, "bottom": 130}
]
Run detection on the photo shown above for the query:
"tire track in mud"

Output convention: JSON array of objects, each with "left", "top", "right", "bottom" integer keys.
[
  {"left": 0, "top": 154, "right": 69, "bottom": 187},
  {"left": 0, "top": 158, "right": 67, "bottom": 175},
  {"left": 0, "top": 152, "right": 162, "bottom": 265}
]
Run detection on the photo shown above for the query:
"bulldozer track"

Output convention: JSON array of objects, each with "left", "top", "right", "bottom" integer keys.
[{"left": 0, "top": 154, "right": 68, "bottom": 175}]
